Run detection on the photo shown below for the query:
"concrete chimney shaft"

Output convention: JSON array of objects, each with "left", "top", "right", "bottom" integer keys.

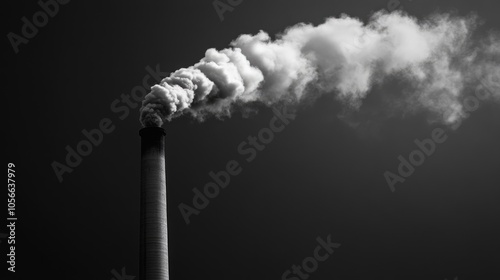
[{"left": 140, "top": 127, "right": 169, "bottom": 280}]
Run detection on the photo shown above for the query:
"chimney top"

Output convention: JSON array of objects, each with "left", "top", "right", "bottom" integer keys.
[{"left": 139, "top": 126, "right": 166, "bottom": 137}]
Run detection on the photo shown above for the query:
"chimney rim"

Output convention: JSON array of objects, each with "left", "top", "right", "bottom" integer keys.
[{"left": 139, "top": 126, "right": 166, "bottom": 137}]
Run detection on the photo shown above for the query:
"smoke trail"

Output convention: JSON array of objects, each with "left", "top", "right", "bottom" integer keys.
[{"left": 139, "top": 10, "right": 500, "bottom": 127}]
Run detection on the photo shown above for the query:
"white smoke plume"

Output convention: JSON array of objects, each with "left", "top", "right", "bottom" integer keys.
[{"left": 140, "top": 10, "right": 500, "bottom": 127}]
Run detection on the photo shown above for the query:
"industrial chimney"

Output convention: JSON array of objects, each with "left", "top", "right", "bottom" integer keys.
[{"left": 139, "top": 127, "right": 169, "bottom": 280}]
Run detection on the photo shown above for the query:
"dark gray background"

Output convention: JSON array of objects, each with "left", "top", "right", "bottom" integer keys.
[{"left": 3, "top": 0, "right": 500, "bottom": 279}]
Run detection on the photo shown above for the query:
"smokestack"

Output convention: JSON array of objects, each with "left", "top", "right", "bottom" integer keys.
[{"left": 139, "top": 127, "right": 169, "bottom": 280}]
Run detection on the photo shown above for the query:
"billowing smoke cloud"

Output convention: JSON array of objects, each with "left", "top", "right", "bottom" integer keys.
[{"left": 140, "top": 10, "right": 500, "bottom": 127}]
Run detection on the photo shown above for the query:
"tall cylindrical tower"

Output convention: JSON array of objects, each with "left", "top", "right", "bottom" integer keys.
[{"left": 139, "top": 127, "right": 169, "bottom": 280}]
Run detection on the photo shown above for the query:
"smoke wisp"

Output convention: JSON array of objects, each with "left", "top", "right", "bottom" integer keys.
[{"left": 139, "top": 10, "right": 500, "bottom": 127}]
